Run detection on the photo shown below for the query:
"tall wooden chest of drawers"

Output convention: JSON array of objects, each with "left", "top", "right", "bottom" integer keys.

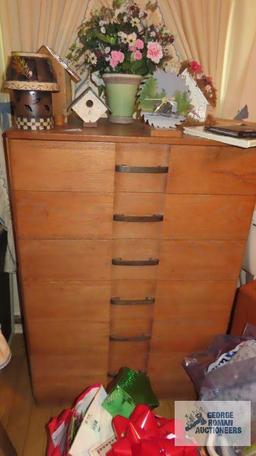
[{"left": 4, "top": 122, "right": 256, "bottom": 402}]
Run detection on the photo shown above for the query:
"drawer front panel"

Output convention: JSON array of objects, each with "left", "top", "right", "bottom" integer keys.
[
  {"left": 153, "top": 280, "right": 236, "bottom": 321},
  {"left": 112, "top": 239, "right": 160, "bottom": 280},
  {"left": 112, "top": 266, "right": 158, "bottom": 281},
  {"left": 14, "top": 191, "right": 113, "bottom": 239},
  {"left": 150, "top": 320, "right": 227, "bottom": 353},
  {"left": 19, "top": 240, "right": 112, "bottom": 281},
  {"left": 23, "top": 280, "right": 110, "bottom": 321},
  {"left": 115, "top": 173, "right": 167, "bottom": 193},
  {"left": 167, "top": 145, "right": 256, "bottom": 195},
  {"left": 31, "top": 355, "right": 107, "bottom": 401},
  {"left": 148, "top": 353, "right": 196, "bottom": 398},
  {"left": 162, "top": 194, "right": 255, "bottom": 240},
  {"left": 110, "top": 305, "right": 153, "bottom": 338},
  {"left": 108, "top": 340, "right": 149, "bottom": 375},
  {"left": 27, "top": 320, "right": 109, "bottom": 355},
  {"left": 158, "top": 240, "right": 245, "bottom": 280},
  {"left": 115, "top": 143, "right": 169, "bottom": 193},
  {"left": 113, "top": 193, "right": 164, "bottom": 239},
  {"left": 8, "top": 140, "right": 115, "bottom": 192},
  {"left": 116, "top": 143, "right": 169, "bottom": 166},
  {"left": 111, "top": 279, "right": 156, "bottom": 299}
]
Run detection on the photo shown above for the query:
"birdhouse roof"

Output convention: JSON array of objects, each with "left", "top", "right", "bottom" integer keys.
[
  {"left": 38, "top": 45, "right": 80, "bottom": 82},
  {"left": 68, "top": 87, "right": 108, "bottom": 111}
]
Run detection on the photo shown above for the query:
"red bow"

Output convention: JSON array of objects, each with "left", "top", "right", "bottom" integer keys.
[{"left": 106, "top": 404, "right": 198, "bottom": 456}]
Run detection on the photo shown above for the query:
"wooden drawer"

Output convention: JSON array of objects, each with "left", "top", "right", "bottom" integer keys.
[
  {"left": 167, "top": 145, "right": 256, "bottom": 195},
  {"left": 13, "top": 191, "right": 113, "bottom": 239},
  {"left": 115, "top": 143, "right": 169, "bottom": 193},
  {"left": 8, "top": 140, "right": 115, "bottom": 192},
  {"left": 113, "top": 193, "right": 164, "bottom": 239},
  {"left": 19, "top": 240, "right": 112, "bottom": 281},
  {"left": 116, "top": 143, "right": 169, "bottom": 166},
  {"left": 111, "top": 279, "right": 156, "bottom": 299},
  {"left": 31, "top": 354, "right": 107, "bottom": 402},
  {"left": 108, "top": 340, "right": 149, "bottom": 375},
  {"left": 110, "top": 279, "right": 155, "bottom": 338},
  {"left": 27, "top": 320, "right": 109, "bottom": 356},
  {"left": 162, "top": 194, "right": 255, "bottom": 240},
  {"left": 115, "top": 171, "right": 168, "bottom": 193},
  {"left": 110, "top": 304, "right": 153, "bottom": 338},
  {"left": 148, "top": 353, "right": 196, "bottom": 399},
  {"left": 150, "top": 320, "right": 228, "bottom": 353},
  {"left": 157, "top": 240, "right": 245, "bottom": 280},
  {"left": 23, "top": 280, "right": 110, "bottom": 321},
  {"left": 153, "top": 280, "right": 236, "bottom": 321},
  {"left": 112, "top": 239, "right": 160, "bottom": 280}
]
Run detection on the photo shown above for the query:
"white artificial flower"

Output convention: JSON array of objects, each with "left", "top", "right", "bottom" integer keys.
[
  {"left": 150, "top": 31, "right": 156, "bottom": 37},
  {"left": 90, "top": 53, "right": 97, "bottom": 64},
  {"left": 127, "top": 32, "right": 137, "bottom": 46},
  {"left": 99, "top": 20, "right": 106, "bottom": 26},
  {"left": 131, "top": 17, "right": 140, "bottom": 28},
  {"left": 121, "top": 33, "right": 129, "bottom": 44},
  {"left": 100, "top": 26, "right": 106, "bottom": 33},
  {"left": 105, "top": 46, "right": 111, "bottom": 54}
]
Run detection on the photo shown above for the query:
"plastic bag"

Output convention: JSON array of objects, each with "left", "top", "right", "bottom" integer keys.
[{"left": 182, "top": 324, "right": 256, "bottom": 418}]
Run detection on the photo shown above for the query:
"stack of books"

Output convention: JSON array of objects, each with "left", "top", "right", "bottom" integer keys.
[{"left": 183, "top": 123, "right": 256, "bottom": 148}]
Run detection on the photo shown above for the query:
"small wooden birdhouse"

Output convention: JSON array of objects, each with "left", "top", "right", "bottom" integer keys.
[
  {"left": 69, "top": 87, "right": 108, "bottom": 126},
  {"left": 38, "top": 45, "right": 80, "bottom": 125},
  {"left": 75, "top": 75, "right": 108, "bottom": 119}
]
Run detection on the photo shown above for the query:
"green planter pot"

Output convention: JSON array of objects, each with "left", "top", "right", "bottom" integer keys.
[{"left": 103, "top": 73, "right": 142, "bottom": 124}]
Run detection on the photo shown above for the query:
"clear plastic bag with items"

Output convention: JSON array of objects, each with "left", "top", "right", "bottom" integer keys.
[{"left": 183, "top": 324, "right": 256, "bottom": 419}]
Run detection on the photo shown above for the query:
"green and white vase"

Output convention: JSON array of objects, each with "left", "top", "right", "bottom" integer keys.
[{"left": 103, "top": 73, "right": 142, "bottom": 124}]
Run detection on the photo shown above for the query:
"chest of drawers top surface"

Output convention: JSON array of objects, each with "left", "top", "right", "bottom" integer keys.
[{"left": 1, "top": 119, "right": 240, "bottom": 144}]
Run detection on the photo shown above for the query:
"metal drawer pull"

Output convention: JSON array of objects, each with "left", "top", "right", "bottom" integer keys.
[
  {"left": 113, "top": 214, "right": 163, "bottom": 223},
  {"left": 111, "top": 296, "right": 155, "bottom": 305},
  {"left": 115, "top": 164, "right": 168, "bottom": 174},
  {"left": 110, "top": 334, "right": 151, "bottom": 341},
  {"left": 112, "top": 258, "right": 159, "bottom": 266}
]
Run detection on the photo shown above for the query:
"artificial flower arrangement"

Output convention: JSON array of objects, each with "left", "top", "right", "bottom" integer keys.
[{"left": 67, "top": 0, "right": 175, "bottom": 78}]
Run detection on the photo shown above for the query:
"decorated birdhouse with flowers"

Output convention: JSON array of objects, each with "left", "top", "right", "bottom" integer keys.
[{"left": 178, "top": 60, "right": 216, "bottom": 122}]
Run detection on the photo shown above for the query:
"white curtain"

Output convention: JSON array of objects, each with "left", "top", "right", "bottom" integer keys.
[
  {"left": 0, "top": 0, "right": 256, "bottom": 117},
  {"left": 0, "top": 0, "right": 89, "bottom": 60},
  {"left": 217, "top": 0, "right": 256, "bottom": 120}
]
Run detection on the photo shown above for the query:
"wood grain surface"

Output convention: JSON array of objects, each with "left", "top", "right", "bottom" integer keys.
[{"left": 5, "top": 123, "right": 256, "bottom": 400}]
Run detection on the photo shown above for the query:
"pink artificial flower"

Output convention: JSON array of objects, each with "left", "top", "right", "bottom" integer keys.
[
  {"left": 135, "top": 39, "right": 144, "bottom": 49},
  {"left": 134, "top": 50, "right": 142, "bottom": 60},
  {"left": 146, "top": 42, "right": 163, "bottom": 64},
  {"left": 190, "top": 60, "right": 202, "bottom": 73},
  {"left": 110, "top": 50, "right": 124, "bottom": 68}
]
